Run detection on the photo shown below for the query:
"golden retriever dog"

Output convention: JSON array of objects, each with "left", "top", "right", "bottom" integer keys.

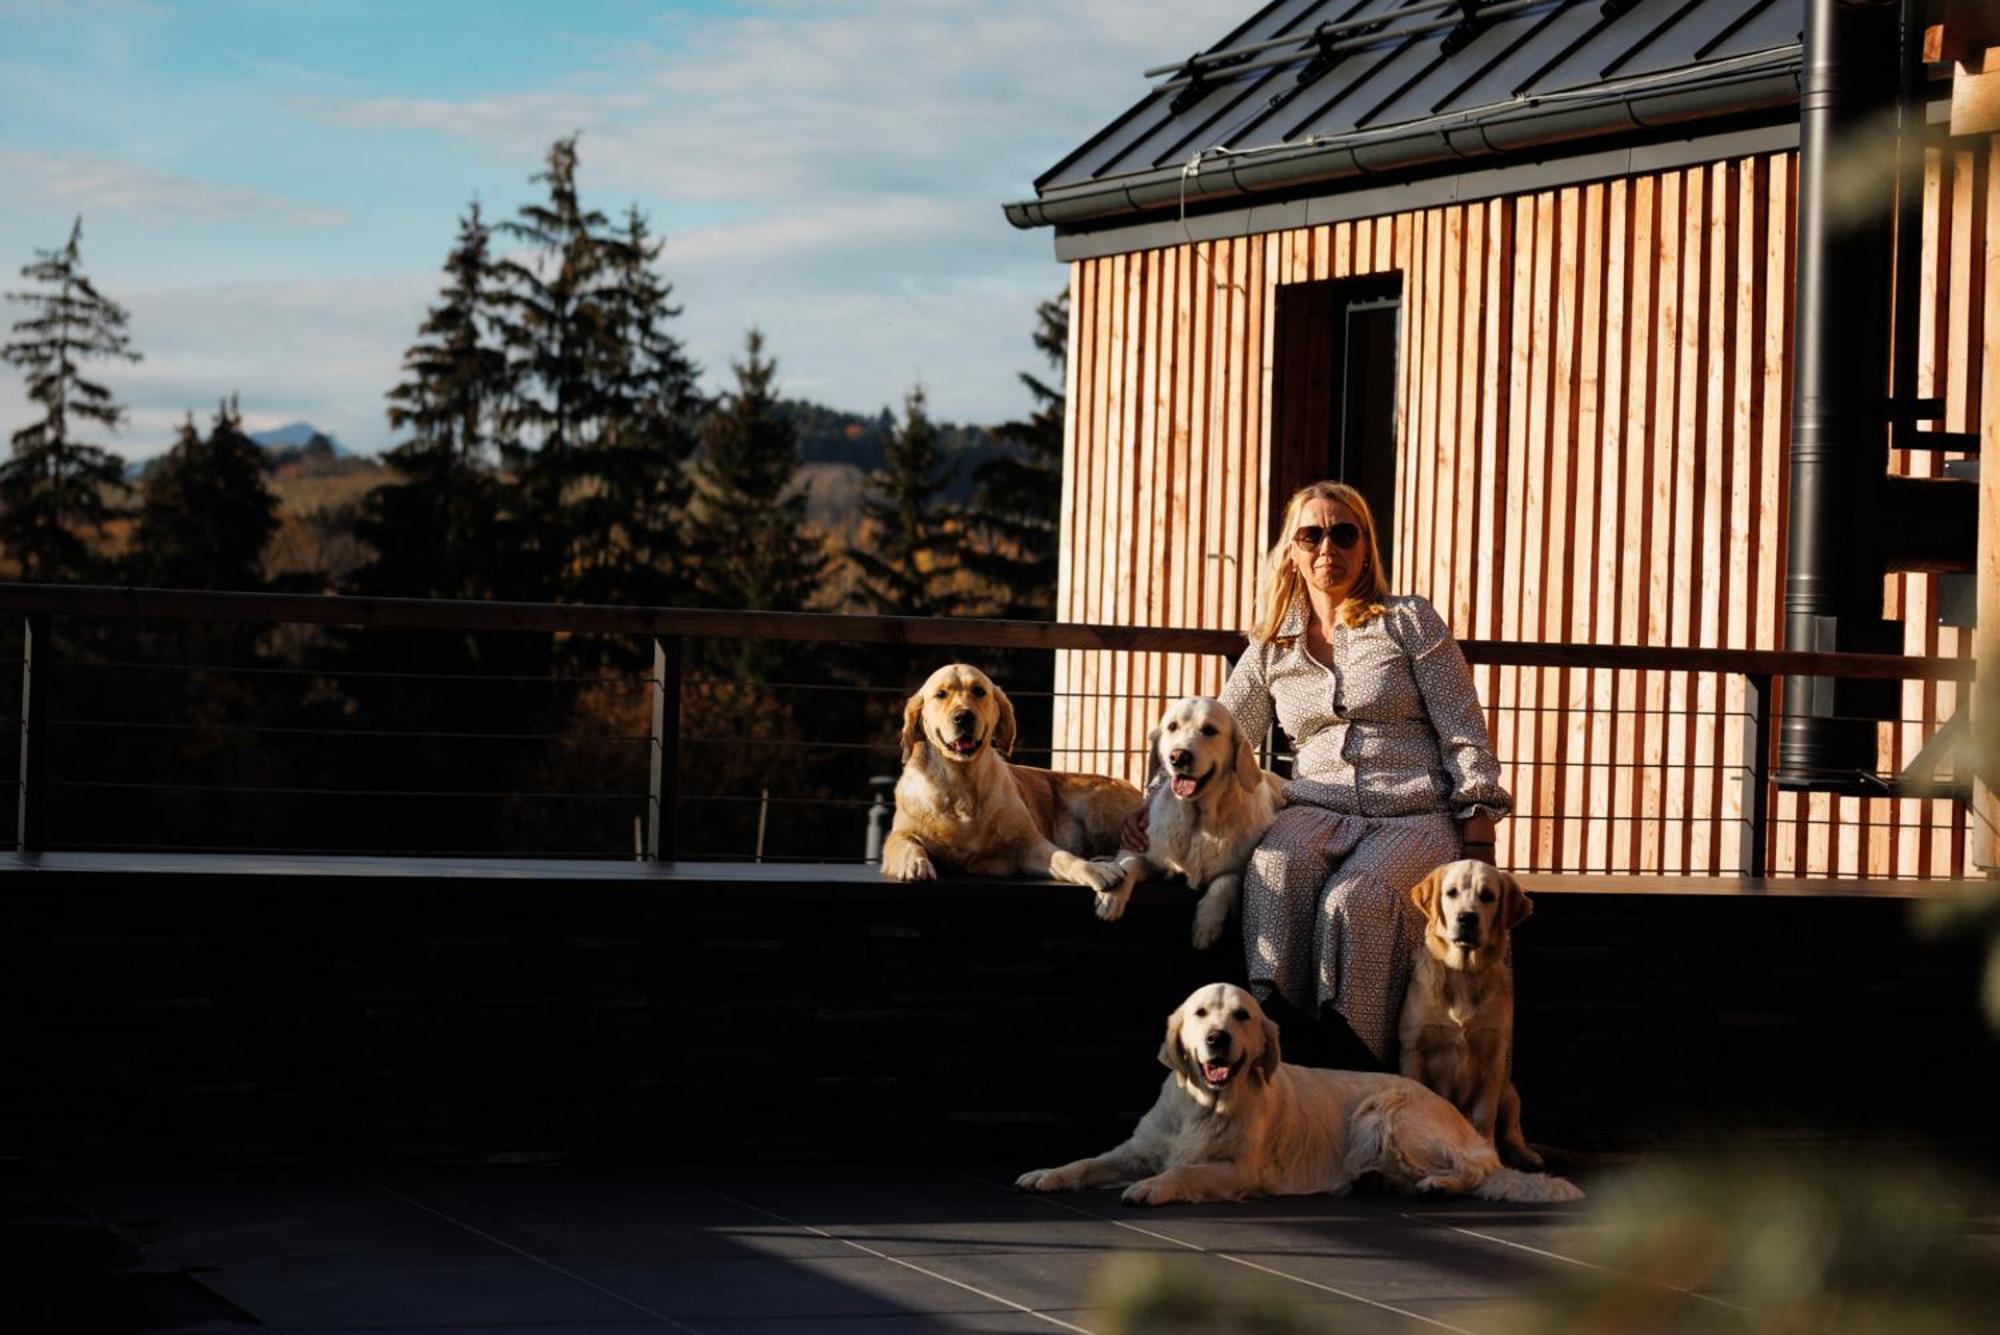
[
  {"left": 1098, "top": 697, "right": 1287, "bottom": 948},
  {"left": 1016, "top": 983, "right": 1582, "bottom": 1206},
  {"left": 1398, "top": 859, "right": 1541, "bottom": 1168},
  {"left": 881, "top": 663, "right": 1137, "bottom": 893}
]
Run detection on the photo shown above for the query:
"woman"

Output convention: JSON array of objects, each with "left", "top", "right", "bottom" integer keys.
[{"left": 1128, "top": 481, "right": 1509, "bottom": 1068}]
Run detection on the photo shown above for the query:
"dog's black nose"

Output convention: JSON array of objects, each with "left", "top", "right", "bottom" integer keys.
[
  {"left": 952, "top": 710, "right": 976, "bottom": 729},
  {"left": 1455, "top": 913, "right": 1480, "bottom": 931},
  {"left": 1204, "top": 1032, "right": 1231, "bottom": 1052},
  {"left": 1169, "top": 749, "right": 1191, "bottom": 768}
]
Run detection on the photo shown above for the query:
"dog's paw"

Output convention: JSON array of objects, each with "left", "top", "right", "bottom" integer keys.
[
  {"left": 1095, "top": 866, "right": 1137, "bottom": 921},
  {"left": 1504, "top": 1144, "right": 1546, "bottom": 1171},
  {"left": 888, "top": 850, "right": 936, "bottom": 882},
  {"left": 1190, "top": 901, "right": 1230, "bottom": 949},
  {"left": 1015, "top": 1168, "right": 1068, "bottom": 1193},
  {"left": 1120, "top": 1179, "right": 1170, "bottom": 1207},
  {"left": 1075, "top": 858, "right": 1125, "bottom": 895}
]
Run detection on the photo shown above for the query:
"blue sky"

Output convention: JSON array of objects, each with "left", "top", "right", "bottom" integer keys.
[{"left": 2, "top": 0, "right": 1221, "bottom": 457}]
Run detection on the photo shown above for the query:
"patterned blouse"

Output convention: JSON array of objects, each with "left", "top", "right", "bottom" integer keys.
[{"left": 1219, "top": 592, "right": 1512, "bottom": 822}]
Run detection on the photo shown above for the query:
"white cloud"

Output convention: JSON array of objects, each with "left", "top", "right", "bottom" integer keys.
[
  {"left": 3, "top": 275, "right": 426, "bottom": 460},
  {"left": 0, "top": 151, "right": 350, "bottom": 228},
  {"left": 298, "top": 0, "right": 1223, "bottom": 425},
  {"left": 3, "top": 2, "right": 1228, "bottom": 452}
]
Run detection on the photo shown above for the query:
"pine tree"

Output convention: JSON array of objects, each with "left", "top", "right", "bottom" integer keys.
[
  {"left": 1, "top": 217, "right": 140, "bottom": 579},
  {"left": 130, "top": 398, "right": 278, "bottom": 590},
  {"left": 491, "top": 135, "right": 622, "bottom": 597},
  {"left": 848, "top": 385, "right": 963, "bottom": 618},
  {"left": 690, "top": 329, "right": 827, "bottom": 619},
  {"left": 966, "top": 289, "right": 1067, "bottom": 619},
  {"left": 570, "top": 204, "right": 705, "bottom": 607},
  {"left": 351, "top": 200, "right": 509, "bottom": 601}
]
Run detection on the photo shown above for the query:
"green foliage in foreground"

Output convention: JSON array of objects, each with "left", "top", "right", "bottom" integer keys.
[{"left": 1090, "top": 1154, "right": 1999, "bottom": 1335}]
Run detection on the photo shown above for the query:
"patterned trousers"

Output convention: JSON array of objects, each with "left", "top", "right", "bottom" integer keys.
[{"left": 1242, "top": 805, "right": 1462, "bottom": 1065}]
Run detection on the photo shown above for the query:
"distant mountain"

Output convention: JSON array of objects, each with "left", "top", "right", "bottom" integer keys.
[
  {"left": 776, "top": 398, "right": 1020, "bottom": 504},
  {"left": 250, "top": 422, "right": 347, "bottom": 455}
]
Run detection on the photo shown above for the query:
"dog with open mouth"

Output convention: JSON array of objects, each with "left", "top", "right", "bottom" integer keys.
[
  {"left": 881, "top": 663, "right": 1137, "bottom": 893},
  {"left": 1097, "top": 697, "right": 1286, "bottom": 947},
  {"left": 1015, "top": 982, "right": 1583, "bottom": 1206},
  {"left": 1398, "top": 859, "right": 1542, "bottom": 1167}
]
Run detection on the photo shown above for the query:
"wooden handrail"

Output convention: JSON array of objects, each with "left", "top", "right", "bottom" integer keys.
[{"left": 0, "top": 583, "right": 1976, "bottom": 681}]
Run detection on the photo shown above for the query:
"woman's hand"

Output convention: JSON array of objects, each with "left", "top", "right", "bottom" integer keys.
[
  {"left": 1121, "top": 802, "right": 1150, "bottom": 855},
  {"left": 1460, "top": 811, "right": 1496, "bottom": 862}
]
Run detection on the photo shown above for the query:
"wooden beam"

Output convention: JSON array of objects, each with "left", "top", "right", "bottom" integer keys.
[
  {"left": 1974, "top": 132, "right": 2000, "bottom": 878},
  {"left": 1951, "top": 47, "right": 2000, "bottom": 137}
]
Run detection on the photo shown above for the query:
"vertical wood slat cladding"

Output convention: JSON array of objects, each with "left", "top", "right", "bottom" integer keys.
[{"left": 1054, "top": 147, "right": 1984, "bottom": 877}]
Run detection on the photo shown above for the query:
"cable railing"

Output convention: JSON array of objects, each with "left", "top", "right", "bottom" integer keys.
[{"left": 0, "top": 583, "right": 1980, "bottom": 879}]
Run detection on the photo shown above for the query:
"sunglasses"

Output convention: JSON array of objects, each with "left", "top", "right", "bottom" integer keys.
[{"left": 1292, "top": 522, "right": 1361, "bottom": 552}]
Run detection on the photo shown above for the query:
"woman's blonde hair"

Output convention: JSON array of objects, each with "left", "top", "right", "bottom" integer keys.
[{"left": 1251, "top": 480, "right": 1390, "bottom": 642}]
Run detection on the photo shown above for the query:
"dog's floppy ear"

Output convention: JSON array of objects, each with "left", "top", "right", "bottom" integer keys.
[
  {"left": 1145, "top": 724, "right": 1165, "bottom": 788},
  {"left": 1157, "top": 1004, "right": 1196, "bottom": 1081},
  {"left": 1410, "top": 865, "right": 1446, "bottom": 921},
  {"left": 1254, "top": 1012, "right": 1282, "bottom": 1083},
  {"left": 1499, "top": 870, "right": 1533, "bottom": 931},
  {"left": 900, "top": 691, "right": 928, "bottom": 766},
  {"left": 1233, "top": 717, "right": 1263, "bottom": 793},
  {"left": 990, "top": 680, "right": 1017, "bottom": 757}
]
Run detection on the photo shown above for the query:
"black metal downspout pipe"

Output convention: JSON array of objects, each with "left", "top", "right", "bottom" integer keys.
[{"left": 1776, "top": 0, "right": 1905, "bottom": 788}]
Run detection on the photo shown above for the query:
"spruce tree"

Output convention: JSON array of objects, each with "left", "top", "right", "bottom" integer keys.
[
  {"left": 966, "top": 289, "right": 1067, "bottom": 619},
  {"left": 848, "top": 385, "right": 962, "bottom": 618},
  {"left": 1, "top": 217, "right": 139, "bottom": 579},
  {"left": 492, "top": 135, "right": 622, "bottom": 597},
  {"left": 351, "top": 200, "right": 509, "bottom": 601},
  {"left": 571, "top": 204, "right": 704, "bottom": 607},
  {"left": 690, "top": 329, "right": 826, "bottom": 618},
  {"left": 130, "top": 398, "right": 278, "bottom": 590}
]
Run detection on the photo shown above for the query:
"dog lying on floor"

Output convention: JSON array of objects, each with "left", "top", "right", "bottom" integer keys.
[
  {"left": 1398, "top": 859, "right": 1541, "bottom": 1167},
  {"left": 1016, "top": 982, "right": 1582, "bottom": 1206},
  {"left": 881, "top": 663, "right": 1136, "bottom": 893},
  {"left": 1096, "top": 697, "right": 1286, "bottom": 947}
]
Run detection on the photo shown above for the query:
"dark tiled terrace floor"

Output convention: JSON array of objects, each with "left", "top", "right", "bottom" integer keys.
[{"left": 15, "top": 1164, "right": 1701, "bottom": 1335}]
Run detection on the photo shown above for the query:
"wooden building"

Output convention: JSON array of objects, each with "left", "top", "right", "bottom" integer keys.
[{"left": 1004, "top": 0, "right": 1999, "bottom": 878}]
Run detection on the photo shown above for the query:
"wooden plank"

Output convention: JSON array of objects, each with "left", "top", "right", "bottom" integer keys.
[
  {"left": 1237, "top": 233, "right": 1267, "bottom": 639},
  {"left": 1418, "top": 207, "right": 1448, "bottom": 603},
  {"left": 1640, "top": 168, "right": 1681, "bottom": 873},
  {"left": 1547, "top": 187, "right": 1583, "bottom": 870},
  {"left": 1590, "top": 179, "right": 1629, "bottom": 874},
  {"left": 1522, "top": 190, "right": 1555, "bottom": 868},
  {"left": 1401, "top": 209, "right": 1431, "bottom": 593},
  {"left": 1133, "top": 249, "right": 1162, "bottom": 779},
  {"left": 1476, "top": 200, "right": 1508, "bottom": 831},
  {"left": 1452, "top": 204, "right": 1482, "bottom": 638},
  {"left": 1720, "top": 159, "right": 1758, "bottom": 870},
  {"left": 1566, "top": 184, "right": 1604, "bottom": 872},
  {"left": 1500, "top": 195, "right": 1535, "bottom": 867},
  {"left": 1975, "top": 133, "right": 2000, "bottom": 878},
  {"left": 1690, "top": 162, "right": 1728, "bottom": 873},
  {"left": 1440, "top": 206, "right": 1472, "bottom": 619},
  {"left": 1171, "top": 244, "right": 1196, "bottom": 706},
  {"left": 1055, "top": 263, "right": 1085, "bottom": 764},
  {"left": 1214, "top": 230, "right": 1246, "bottom": 693}
]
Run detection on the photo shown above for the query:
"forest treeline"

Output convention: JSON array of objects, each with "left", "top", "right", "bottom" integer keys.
[{"left": 1, "top": 137, "right": 1068, "bottom": 858}]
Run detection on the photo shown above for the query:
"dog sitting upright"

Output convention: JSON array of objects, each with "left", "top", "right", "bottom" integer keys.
[
  {"left": 1398, "top": 859, "right": 1542, "bottom": 1167},
  {"left": 881, "top": 663, "right": 1136, "bottom": 893},
  {"left": 1098, "top": 697, "right": 1286, "bottom": 948}
]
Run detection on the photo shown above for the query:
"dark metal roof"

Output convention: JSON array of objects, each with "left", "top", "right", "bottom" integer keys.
[{"left": 1007, "top": 0, "right": 1802, "bottom": 230}]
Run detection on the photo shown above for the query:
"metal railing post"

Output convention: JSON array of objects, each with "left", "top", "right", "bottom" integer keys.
[
  {"left": 1739, "top": 672, "right": 1773, "bottom": 877},
  {"left": 646, "top": 636, "right": 682, "bottom": 862},
  {"left": 18, "top": 614, "right": 47, "bottom": 853}
]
